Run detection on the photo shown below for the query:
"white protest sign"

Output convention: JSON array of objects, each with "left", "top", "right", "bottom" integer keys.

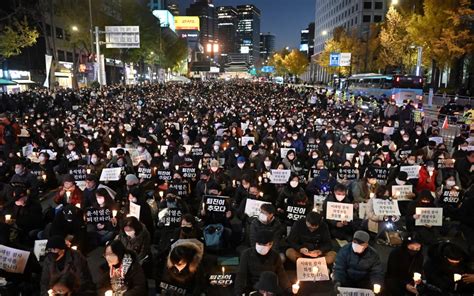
[
  {"left": 183, "top": 145, "right": 193, "bottom": 154},
  {"left": 244, "top": 199, "right": 270, "bottom": 217},
  {"left": 373, "top": 199, "right": 401, "bottom": 216},
  {"left": 358, "top": 202, "right": 368, "bottom": 219},
  {"left": 280, "top": 148, "right": 294, "bottom": 159},
  {"left": 382, "top": 126, "right": 395, "bottom": 135},
  {"left": 33, "top": 239, "right": 48, "bottom": 260},
  {"left": 415, "top": 207, "right": 443, "bottom": 226},
  {"left": 109, "top": 147, "right": 137, "bottom": 156},
  {"left": 400, "top": 165, "right": 421, "bottom": 180},
  {"left": 240, "top": 122, "right": 249, "bottom": 131},
  {"left": 99, "top": 167, "right": 122, "bottom": 181},
  {"left": 296, "top": 257, "right": 330, "bottom": 281},
  {"left": 326, "top": 202, "right": 354, "bottom": 222},
  {"left": 40, "top": 149, "right": 58, "bottom": 160},
  {"left": 429, "top": 137, "right": 444, "bottom": 145},
  {"left": 269, "top": 169, "right": 291, "bottom": 184},
  {"left": 0, "top": 245, "right": 30, "bottom": 273},
  {"left": 338, "top": 287, "right": 375, "bottom": 296},
  {"left": 129, "top": 202, "right": 141, "bottom": 220},
  {"left": 392, "top": 185, "right": 413, "bottom": 200},
  {"left": 241, "top": 136, "right": 255, "bottom": 146},
  {"left": 159, "top": 145, "right": 168, "bottom": 155}
]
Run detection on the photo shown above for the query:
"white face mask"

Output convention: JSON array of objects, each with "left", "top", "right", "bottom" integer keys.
[
  {"left": 258, "top": 212, "right": 268, "bottom": 223},
  {"left": 38, "top": 155, "right": 46, "bottom": 162},
  {"left": 210, "top": 166, "right": 218, "bottom": 172},
  {"left": 290, "top": 181, "right": 299, "bottom": 188},
  {"left": 446, "top": 180, "right": 456, "bottom": 187},
  {"left": 163, "top": 162, "right": 170, "bottom": 168},
  {"left": 352, "top": 242, "right": 366, "bottom": 254},
  {"left": 165, "top": 140, "right": 170, "bottom": 146},
  {"left": 96, "top": 197, "right": 105, "bottom": 206},
  {"left": 125, "top": 230, "right": 135, "bottom": 238},
  {"left": 175, "top": 263, "right": 186, "bottom": 272},
  {"left": 178, "top": 152, "right": 185, "bottom": 157},
  {"left": 326, "top": 143, "right": 333, "bottom": 148},
  {"left": 350, "top": 144, "right": 357, "bottom": 149},
  {"left": 255, "top": 244, "right": 271, "bottom": 255},
  {"left": 91, "top": 157, "right": 98, "bottom": 164},
  {"left": 364, "top": 141, "right": 370, "bottom": 145},
  {"left": 237, "top": 163, "right": 245, "bottom": 169},
  {"left": 427, "top": 167, "right": 435, "bottom": 172},
  {"left": 335, "top": 194, "right": 345, "bottom": 202},
  {"left": 264, "top": 161, "right": 272, "bottom": 167}
]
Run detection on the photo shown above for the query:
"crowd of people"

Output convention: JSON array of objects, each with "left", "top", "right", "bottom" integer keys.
[{"left": 0, "top": 80, "right": 473, "bottom": 296}]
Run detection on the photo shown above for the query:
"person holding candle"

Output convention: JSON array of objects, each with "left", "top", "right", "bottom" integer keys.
[
  {"left": 115, "top": 216, "right": 151, "bottom": 267},
  {"left": 333, "top": 230, "right": 384, "bottom": 291},
  {"left": 349, "top": 168, "right": 379, "bottom": 205},
  {"left": 384, "top": 235, "right": 424, "bottom": 296},
  {"left": 406, "top": 190, "right": 441, "bottom": 245},
  {"left": 416, "top": 160, "right": 437, "bottom": 193},
  {"left": 6, "top": 186, "right": 43, "bottom": 247},
  {"left": 323, "top": 184, "right": 355, "bottom": 242},
  {"left": 41, "top": 236, "right": 95, "bottom": 296},
  {"left": 423, "top": 241, "right": 474, "bottom": 293},
  {"left": 251, "top": 271, "right": 283, "bottom": 296},
  {"left": 53, "top": 174, "right": 83, "bottom": 207},
  {"left": 47, "top": 272, "right": 80, "bottom": 296},
  {"left": 99, "top": 240, "right": 147, "bottom": 296},
  {"left": 235, "top": 230, "right": 291, "bottom": 296}
]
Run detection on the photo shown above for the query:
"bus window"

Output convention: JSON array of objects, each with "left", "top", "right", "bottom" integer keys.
[{"left": 393, "top": 76, "right": 423, "bottom": 89}]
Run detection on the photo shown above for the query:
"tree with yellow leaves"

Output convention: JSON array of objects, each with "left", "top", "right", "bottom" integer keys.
[
  {"left": 379, "top": 6, "right": 414, "bottom": 73},
  {"left": 407, "top": 0, "right": 474, "bottom": 89},
  {"left": 268, "top": 48, "right": 290, "bottom": 76},
  {"left": 282, "top": 49, "right": 309, "bottom": 77}
]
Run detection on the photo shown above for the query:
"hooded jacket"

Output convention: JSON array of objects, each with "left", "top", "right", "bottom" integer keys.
[{"left": 160, "top": 239, "right": 205, "bottom": 296}]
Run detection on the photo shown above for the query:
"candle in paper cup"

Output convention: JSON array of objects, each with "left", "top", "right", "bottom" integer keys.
[
  {"left": 75, "top": 203, "right": 81, "bottom": 209},
  {"left": 112, "top": 210, "right": 118, "bottom": 217},
  {"left": 222, "top": 266, "right": 225, "bottom": 276},
  {"left": 5, "top": 214, "right": 11, "bottom": 222},
  {"left": 104, "top": 290, "right": 113, "bottom": 296},
  {"left": 370, "top": 193, "right": 375, "bottom": 198},
  {"left": 373, "top": 284, "right": 381, "bottom": 293},
  {"left": 232, "top": 180, "right": 236, "bottom": 187},
  {"left": 292, "top": 281, "right": 300, "bottom": 294},
  {"left": 454, "top": 273, "right": 462, "bottom": 282},
  {"left": 86, "top": 168, "right": 91, "bottom": 174},
  {"left": 258, "top": 176, "right": 262, "bottom": 183},
  {"left": 48, "top": 289, "right": 54, "bottom": 296},
  {"left": 159, "top": 191, "right": 164, "bottom": 198},
  {"left": 413, "top": 272, "right": 422, "bottom": 281},
  {"left": 71, "top": 246, "right": 78, "bottom": 250},
  {"left": 42, "top": 174, "right": 47, "bottom": 181}
]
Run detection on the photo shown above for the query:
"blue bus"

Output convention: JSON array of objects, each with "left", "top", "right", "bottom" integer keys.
[{"left": 343, "top": 73, "right": 424, "bottom": 106}]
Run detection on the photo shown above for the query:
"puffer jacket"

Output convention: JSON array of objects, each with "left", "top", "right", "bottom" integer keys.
[
  {"left": 333, "top": 243, "right": 384, "bottom": 286},
  {"left": 116, "top": 224, "right": 151, "bottom": 263}
]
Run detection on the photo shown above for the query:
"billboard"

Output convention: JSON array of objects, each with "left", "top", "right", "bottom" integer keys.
[
  {"left": 329, "top": 52, "right": 351, "bottom": 67},
  {"left": 105, "top": 26, "right": 140, "bottom": 49},
  {"left": 152, "top": 10, "right": 176, "bottom": 32},
  {"left": 175, "top": 16, "right": 200, "bottom": 31}
]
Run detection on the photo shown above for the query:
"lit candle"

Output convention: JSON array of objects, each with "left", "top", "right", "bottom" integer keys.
[
  {"left": 222, "top": 266, "right": 225, "bottom": 276},
  {"left": 329, "top": 151, "right": 333, "bottom": 156},
  {"left": 71, "top": 246, "right": 77, "bottom": 250},
  {"left": 258, "top": 176, "right": 262, "bottom": 184},
  {"left": 104, "top": 290, "right": 113, "bottom": 296},
  {"left": 48, "top": 289, "right": 54, "bottom": 296},
  {"left": 75, "top": 203, "right": 81, "bottom": 209},
  {"left": 454, "top": 273, "right": 462, "bottom": 282},
  {"left": 112, "top": 210, "right": 118, "bottom": 217},
  {"left": 42, "top": 174, "right": 47, "bottom": 182},
  {"left": 86, "top": 168, "right": 91, "bottom": 174},
  {"left": 175, "top": 165, "right": 179, "bottom": 171},
  {"left": 232, "top": 180, "right": 236, "bottom": 187},
  {"left": 370, "top": 192, "right": 375, "bottom": 198},
  {"left": 292, "top": 281, "right": 300, "bottom": 294},
  {"left": 159, "top": 191, "right": 164, "bottom": 198},
  {"left": 387, "top": 163, "right": 391, "bottom": 168},
  {"left": 5, "top": 214, "right": 11, "bottom": 222},
  {"left": 65, "top": 191, "right": 71, "bottom": 202},
  {"left": 259, "top": 192, "right": 264, "bottom": 197},
  {"left": 413, "top": 272, "right": 422, "bottom": 282},
  {"left": 373, "top": 284, "right": 381, "bottom": 294}
]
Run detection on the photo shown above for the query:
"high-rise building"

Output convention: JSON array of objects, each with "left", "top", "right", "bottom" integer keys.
[
  {"left": 236, "top": 4, "right": 261, "bottom": 65},
  {"left": 300, "top": 22, "right": 315, "bottom": 59},
  {"left": 260, "top": 33, "right": 275, "bottom": 62},
  {"left": 217, "top": 6, "right": 238, "bottom": 54},
  {"left": 149, "top": 0, "right": 179, "bottom": 15},
  {"left": 186, "top": 0, "right": 218, "bottom": 47},
  {"left": 313, "top": 0, "right": 389, "bottom": 82}
]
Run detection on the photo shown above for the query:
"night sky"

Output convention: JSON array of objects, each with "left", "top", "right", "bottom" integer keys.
[{"left": 179, "top": 0, "right": 315, "bottom": 50}]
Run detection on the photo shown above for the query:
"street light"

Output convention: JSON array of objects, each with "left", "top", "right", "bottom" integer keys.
[
  {"left": 321, "top": 30, "right": 328, "bottom": 36},
  {"left": 71, "top": 25, "right": 79, "bottom": 32}
]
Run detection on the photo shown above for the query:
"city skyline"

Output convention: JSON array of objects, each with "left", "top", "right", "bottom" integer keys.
[{"left": 179, "top": 0, "right": 315, "bottom": 50}]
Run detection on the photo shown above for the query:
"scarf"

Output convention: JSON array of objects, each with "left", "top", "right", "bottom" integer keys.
[{"left": 110, "top": 254, "right": 133, "bottom": 294}]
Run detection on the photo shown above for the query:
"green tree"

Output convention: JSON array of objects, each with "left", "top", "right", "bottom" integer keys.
[{"left": 0, "top": 17, "right": 39, "bottom": 61}]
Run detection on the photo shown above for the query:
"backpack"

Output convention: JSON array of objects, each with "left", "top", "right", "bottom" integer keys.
[{"left": 203, "top": 223, "right": 224, "bottom": 249}]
